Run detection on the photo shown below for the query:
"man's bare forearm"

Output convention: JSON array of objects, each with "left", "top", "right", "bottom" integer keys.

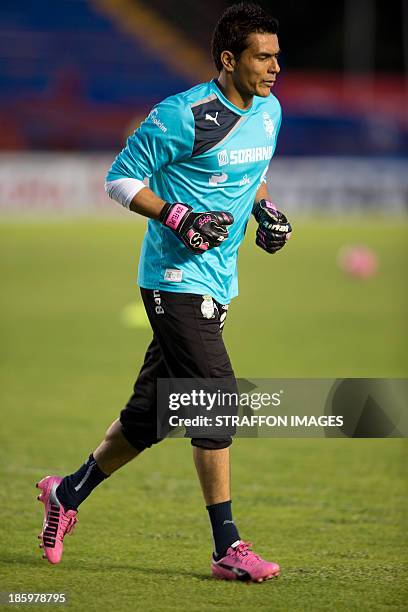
[
  {"left": 254, "top": 182, "right": 271, "bottom": 205},
  {"left": 129, "top": 186, "right": 166, "bottom": 220}
]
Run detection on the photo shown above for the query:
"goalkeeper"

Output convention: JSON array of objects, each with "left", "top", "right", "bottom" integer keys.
[{"left": 36, "top": 2, "right": 292, "bottom": 583}]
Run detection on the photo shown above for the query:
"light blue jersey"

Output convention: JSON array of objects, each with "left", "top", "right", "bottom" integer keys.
[{"left": 106, "top": 79, "right": 281, "bottom": 304}]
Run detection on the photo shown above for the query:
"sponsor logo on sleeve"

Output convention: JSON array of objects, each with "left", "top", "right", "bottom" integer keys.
[{"left": 148, "top": 108, "right": 168, "bottom": 133}]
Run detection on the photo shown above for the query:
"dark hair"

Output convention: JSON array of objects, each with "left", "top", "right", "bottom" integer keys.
[{"left": 211, "top": 3, "right": 279, "bottom": 72}]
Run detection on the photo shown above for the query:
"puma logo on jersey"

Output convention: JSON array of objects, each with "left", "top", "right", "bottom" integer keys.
[{"left": 205, "top": 112, "right": 220, "bottom": 127}]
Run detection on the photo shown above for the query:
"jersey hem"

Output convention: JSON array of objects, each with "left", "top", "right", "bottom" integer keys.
[{"left": 138, "top": 280, "right": 238, "bottom": 305}]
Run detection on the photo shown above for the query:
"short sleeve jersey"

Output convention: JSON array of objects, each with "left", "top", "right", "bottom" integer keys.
[{"left": 106, "top": 79, "right": 282, "bottom": 304}]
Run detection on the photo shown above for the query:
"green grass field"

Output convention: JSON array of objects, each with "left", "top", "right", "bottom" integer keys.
[{"left": 0, "top": 219, "right": 407, "bottom": 611}]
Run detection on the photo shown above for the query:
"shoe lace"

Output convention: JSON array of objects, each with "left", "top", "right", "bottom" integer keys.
[
  {"left": 234, "top": 541, "right": 261, "bottom": 566},
  {"left": 57, "top": 510, "right": 77, "bottom": 540}
]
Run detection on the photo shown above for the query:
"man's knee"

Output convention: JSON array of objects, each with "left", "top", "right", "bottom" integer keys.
[
  {"left": 102, "top": 419, "right": 148, "bottom": 453},
  {"left": 118, "top": 415, "right": 164, "bottom": 452},
  {"left": 191, "top": 438, "right": 232, "bottom": 450},
  {"left": 104, "top": 419, "right": 124, "bottom": 443}
]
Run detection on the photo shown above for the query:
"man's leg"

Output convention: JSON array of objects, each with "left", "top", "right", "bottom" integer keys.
[
  {"left": 193, "top": 446, "right": 230, "bottom": 505},
  {"left": 36, "top": 423, "right": 139, "bottom": 565},
  {"left": 193, "top": 445, "right": 241, "bottom": 561},
  {"left": 94, "top": 419, "right": 140, "bottom": 474},
  {"left": 37, "top": 336, "right": 166, "bottom": 564},
  {"left": 139, "top": 291, "right": 244, "bottom": 562},
  {"left": 55, "top": 419, "right": 140, "bottom": 512},
  {"left": 193, "top": 440, "right": 280, "bottom": 581},
  {"left": 140, "top": 290, "right": 279, "bottom": 583}
]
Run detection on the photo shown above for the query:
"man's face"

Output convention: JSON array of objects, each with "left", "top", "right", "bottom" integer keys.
[{"left": 232, "top": 32, "right": 281, "bottom": 98}]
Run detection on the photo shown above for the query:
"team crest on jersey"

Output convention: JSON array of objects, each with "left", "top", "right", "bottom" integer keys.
[{"left": 263, "top": 112, "right": 275, "bottom": 138}]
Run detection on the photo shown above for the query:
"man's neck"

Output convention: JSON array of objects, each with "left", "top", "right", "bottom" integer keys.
[{"left": 215, "top": 74, "right": 253, "bottom": 110}]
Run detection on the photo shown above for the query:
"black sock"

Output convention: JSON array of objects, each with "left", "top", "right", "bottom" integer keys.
[
  {"left": 56, "top": 454, "right": 108, "bottom": 511},
  {"left": 206, "top": 500, "right": 240, "bottom": 559}
]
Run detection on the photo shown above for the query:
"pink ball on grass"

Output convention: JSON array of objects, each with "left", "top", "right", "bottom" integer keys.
[{"left": 337, "top": 245, "right": 379, "bottom": 279}]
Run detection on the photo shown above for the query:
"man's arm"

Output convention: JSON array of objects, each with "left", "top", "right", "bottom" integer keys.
[
  {"left": 105, "top": 98, "right": 193, "bottom": 215},
  {"left": 105, "top": 101, "right": 233, "bottom": 254},
  {"left": 129, "top": 186, "right": 165, "bottom": 219},
  {"left": 252, "top": 181, "right": 292, "bottom": 254},
  {"left": 254, "top": 181, "right": 271, "bottom": 205}
]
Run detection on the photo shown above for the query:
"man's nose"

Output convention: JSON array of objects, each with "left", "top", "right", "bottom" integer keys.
[{"left": 270, "top": 58, "right": 280, "bottom": 73}]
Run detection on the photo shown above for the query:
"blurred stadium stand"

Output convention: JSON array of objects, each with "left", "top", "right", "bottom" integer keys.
[
  {"left": 0, "top": 0, "right": 193, "bottom": 150},
  {"left": 1, "top": 0, "right": 406, "bottom": 155},
  {"left": 0, "top": 0, "right": 406, "bottom": 214}
]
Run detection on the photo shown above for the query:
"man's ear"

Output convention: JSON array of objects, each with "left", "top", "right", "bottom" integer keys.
[{"left": 220, "top": 50, "right": 236, "bottom": 73}]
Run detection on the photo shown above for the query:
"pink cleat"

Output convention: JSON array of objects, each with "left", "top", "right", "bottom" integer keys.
[
  {"left": 36, "top": 476, "right": 78, "bottom": 564},
  {"left": 211, "top": 541, "right": 280, "bottom": 583}
]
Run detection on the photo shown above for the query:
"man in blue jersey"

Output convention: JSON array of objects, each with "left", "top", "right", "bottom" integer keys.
[{"left": 36, "top": 3, "right": 292, "bottom": 582}]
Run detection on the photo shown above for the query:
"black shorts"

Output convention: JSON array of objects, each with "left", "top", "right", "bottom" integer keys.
[{"left": 120, "top": 288, "right": 235, "bottom": 451}]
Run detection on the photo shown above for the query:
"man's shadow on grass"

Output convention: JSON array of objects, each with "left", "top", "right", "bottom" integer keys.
[{"left": 0, "top": 552, "right": 214, "bottom": 581}]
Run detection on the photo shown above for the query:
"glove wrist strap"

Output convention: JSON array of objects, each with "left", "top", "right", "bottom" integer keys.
[
  {"left": 160, "top": 202, "right": 192, "bottom": 231},
  {"left": 159, "top": 202, "right": 172, "bottom": 223}
]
